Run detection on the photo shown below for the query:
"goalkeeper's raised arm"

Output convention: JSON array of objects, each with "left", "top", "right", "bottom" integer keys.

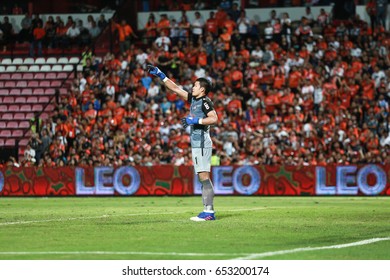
[{"left": 147, "top": 65, "right": 189, "bottom": 101}]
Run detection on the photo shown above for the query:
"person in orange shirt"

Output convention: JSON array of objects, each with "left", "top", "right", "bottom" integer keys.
[
  {"left": 205, "top": 11, "right": 218, "bottom": 37},
  {"left": 215, "top": 6, "right": 227, "bottom": 32},
  {"left": 157, "top": 14, "right": 170, "bottom": 36},
  {"left": 219, "top": 28, "right": 231, "bottom": 52},
  {"left": 231, "top": 66, "right": 243, "bottom": 89},
  {"left": 144, "top": 15, "right": 157, "bottom": 44},
  {"left": 361, "top": 74, "right": 375, "bottom": 100},
  {"left": 117, "top": 19, "right": 138, "bottom": 54},
  {"left": 288, "top": 66, "right": 302, "bottom": 93},
  {"left": 30, "top": 22, "right": 45, "bottom": 57},
  {"left": 223, "top": 14, "right": 236, "bottom": 35},
  {"left": 212, "top": 55, "right": 226, "bottom": 71},
  {"left": 273, "top": 67, "right": 285, "bottom": 89}
]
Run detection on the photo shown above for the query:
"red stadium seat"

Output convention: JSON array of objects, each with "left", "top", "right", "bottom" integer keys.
[
  {"left": 28, "top": 81, "right": 39, "bottom": 87},
  {"left": 0, "top": 130, "right": 12, "bottom": 137},
  {"left": 27, "top": 96, "right": 38, "bottom": 103},
  {"left": 46, "top": 73, "right": 57, "bottom": 79},
  {"left": 16, "top": 81, "right": 27, "bottom": 88},
  {"left": 0, "top": 89, "right": 9, "bottom": 96},
  {"left": 20, "top": 105, "right": 32, "bottom": 112},
  {"left": 3, "top": 96, "right": 15, "bottom": 103},
  {"left": 5, "top": 81, "right": 16, "bottom": 88},
  {"left": 0, "top": 139, "right": 4, "bottom": 146},
  {"left": 2, "top": 113, "right": 13, "bottom": 120},
  {"left": 19, "top": 138, "right": 29, "bottom": 146},
  {"left": 11, "top": 73, "right": 22, "bottom": 80},
  {"left": 22, "top": 73, "right": 33, "bottom": 80},
  {"left": 0, "top": 105, "right": 7, "bottom": 112},
  {"left": 10, "top": 89, "right": 21, "bottom": 95},
  {"left": 0, "top": 121, "right": 6, "bottom": 128},
  {"left": 25, "top": 112, "right": 34, "bottom": 119},
  {"left": 33, "top": 88, "right": 44, "bottom": 95},
  {"left": 19, "top": 121, "right": 30, "bottom": 128},
  {"left": 38, "top": 96, "right": 50, "bottom": 103},
  {"left": 46, "top": 104, "right": 55, "bottom": 111},
  {"left": 5, "top": 139, "right": 16, "bottom": 146},
  {"left": 40, "top": 81, "right": 51, "bottom": 87},
  {"left": 57, "top": 72, "right": 68, "bottom": 79},
  {"left": 8, "top": 105, "right": 20, "bottom": 111},
  {"left": 7, "top": 121, "right": 19, "bottom": 129},
  {"left": 21, "top": 88, "right": 33, "bottom": 96},
  {"left": 32, "top": 104, "right": 43, "bottom": 112},
  {"left": 44, "top": 88, "right": 55, "bottom": 95},
  {"left": 0, "top": 73, "right": 11, "bottom": 80},
  {"left": 13, "top": 113, "right": 25, "bottom": 120},
  {"left": 40, "top": 112, "right": 49, "bottom": 119},
  {"left": 12, "top": 130, "right": 24, "bottom": 137},
  {"left": 51, "top": 80, "right": 62, "bottom": 87},
  {"left": 34, "top": 73, "right": 45, "bottom": 80},
  {"left": 15, "top": 97, "right": 27, "bottom": 103}
]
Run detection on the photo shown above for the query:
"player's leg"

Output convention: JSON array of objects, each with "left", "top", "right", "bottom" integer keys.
[
  {"left": 190, "top": 148, "right": 215, "bottom": 221},
  {"left": 198, "top": 171, "right": 214, "bottom": 212}
]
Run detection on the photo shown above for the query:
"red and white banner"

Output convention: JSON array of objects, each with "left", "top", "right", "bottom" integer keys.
[{"left": 0, "top": 165, "right": 389, "bottom": 196}]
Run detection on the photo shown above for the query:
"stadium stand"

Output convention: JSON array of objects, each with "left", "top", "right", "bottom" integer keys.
[{"left": 0, "top": 0, "right": 389, "bottom": 168}]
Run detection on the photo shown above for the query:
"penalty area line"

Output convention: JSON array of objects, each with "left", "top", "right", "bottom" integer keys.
[
  {"left": 0, "top": 207, "right": 268, "bottom": 226},
  {"left": 0, "top": 251, "right": 243, "bottom": 257},
  {"left": 231, "top": 237, "right": 390, "bottom": 260}
]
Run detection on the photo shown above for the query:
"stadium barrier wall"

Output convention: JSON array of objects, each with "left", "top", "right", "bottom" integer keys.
[
  {"left": 0, "top": 164, "right": 389, "bottom": 196},
  {"left": 6, "top": 12, "right": 114, "bottom": 33},
  {"left": 137, "top": 5, "right": 390, "bottom": 30}
]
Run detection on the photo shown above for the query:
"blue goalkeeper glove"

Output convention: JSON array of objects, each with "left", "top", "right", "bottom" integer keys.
[
  {"left": 147, "top": 64, "right": 167, "bottom": 81},
  {"left": 181, "top": 116, "right": 200, "bottom": 128}
]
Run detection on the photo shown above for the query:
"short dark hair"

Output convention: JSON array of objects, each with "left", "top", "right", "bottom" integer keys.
[{"left": 196, "top": 78, "right": 212, "bottom": 95}]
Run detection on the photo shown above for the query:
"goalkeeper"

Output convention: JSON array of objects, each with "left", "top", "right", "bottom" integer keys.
[{"left": 148, "top": 65, "right": 218, "bottom": 221}]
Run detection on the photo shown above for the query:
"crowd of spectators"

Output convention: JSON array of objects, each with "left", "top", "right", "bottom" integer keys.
[
  {"left": 0, "top": 12, "right": 108, "bottom": 55},
  {"left": 8, "top": 3, "right": 390, "bottom": 168}
]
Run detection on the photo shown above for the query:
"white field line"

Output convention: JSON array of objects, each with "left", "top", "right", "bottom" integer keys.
[
  {"left": 231, "top": 237, "right": 390, "bottom": 260},
  {"left": 0, "top": 207, "right": 268, "bottom": 226},
  {"left": 0, "top": 237, "right": 389, "bottom": 258},
  {"left": 0, "top": 251, "right": 241, "bottom": 257}
]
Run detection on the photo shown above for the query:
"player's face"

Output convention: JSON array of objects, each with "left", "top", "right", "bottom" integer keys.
[{"left": 192, "top": 81, "right": 204, "bottom": 97}]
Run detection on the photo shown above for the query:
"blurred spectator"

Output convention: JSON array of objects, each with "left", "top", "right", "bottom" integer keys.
[
  {"left": 18, "top": 13, "right": 32, "bottom": 43},
  {"left": 0, "top": 16, "right": 13, "bottom": 51},
  {"left": 30, "top": 22, "right": 45, "bottom": 56},
  {"left": 144, "top": 14, "right": 157, "bottom": 44},
  {"left": 97, "top": 14, "right": 108, "bottom": 31},
  {"left": 12, "top": 3, "right": 23, "bottom": 15},
  {"left": 66, "top": 22, "right": 80, "bottom": 48},
  {"left": 191, "top": 11, "right": 205, "bottom": 45},
  {"left": 44, "top": 16, "right": 56, "bottom": 48},
  {"left": 154, "top": 31, "right": 171, "bottom": 51}
]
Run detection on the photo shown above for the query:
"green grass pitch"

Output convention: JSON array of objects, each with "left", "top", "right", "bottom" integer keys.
[{"left": 0, "top": 197, "right": 389, "bottom": 260}]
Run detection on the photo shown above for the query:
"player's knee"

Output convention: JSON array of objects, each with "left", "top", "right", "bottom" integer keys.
[{"left": 198, "top": 172, "right": 210, "bottom": 181}]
